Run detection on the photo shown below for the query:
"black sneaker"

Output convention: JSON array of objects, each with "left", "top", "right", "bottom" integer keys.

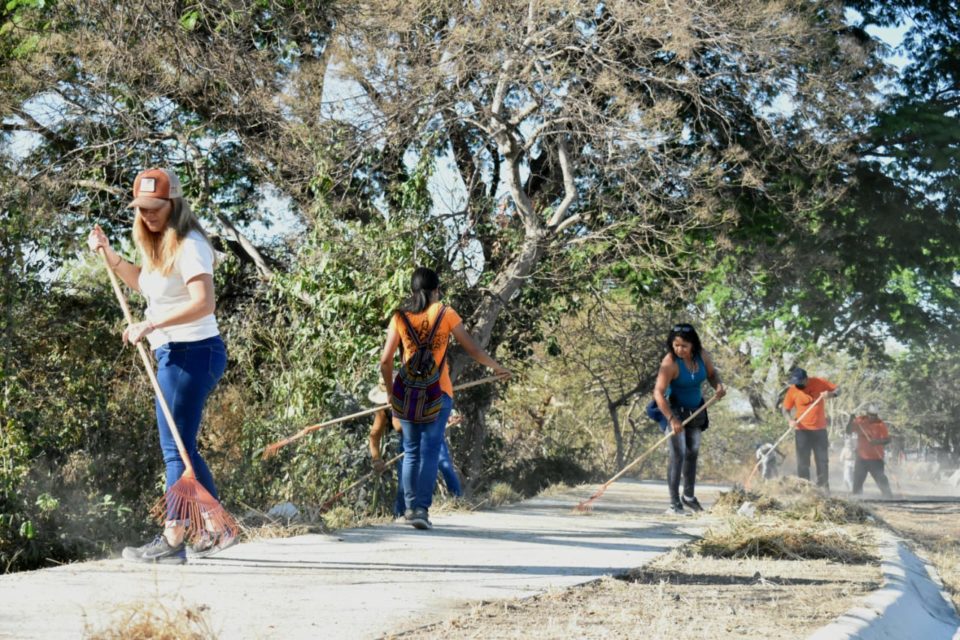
[
  {"left": 681, "top": 495, "right": 704, "bottom": 512},
  {"left": 122, "top": 534, "right": 186, "bottom": 565},
  {"left": 665, "top": 502, "right": 685, "bottom": 516},
  {"left": 409, "top": 508, "right": 432, "bottom": 530},
  {"left": 187, "top": 531, "right": 238, "bottom": 559}
]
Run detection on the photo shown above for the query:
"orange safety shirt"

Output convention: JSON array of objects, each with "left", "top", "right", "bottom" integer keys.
[
  {"left": 851, "top": 416, "right": 889, "bottom": 461},
  {"left": 783, "top": 377, "right": 837, "bottom": 430}
]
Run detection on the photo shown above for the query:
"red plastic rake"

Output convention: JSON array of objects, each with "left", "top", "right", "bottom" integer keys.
[{"left": 99, "top": 249, "right": 237, "bottom": 541}]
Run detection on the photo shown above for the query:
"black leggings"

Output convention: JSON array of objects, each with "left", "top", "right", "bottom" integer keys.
[{"left": 667, "top": 426, "right": 703, "bottom": 503}]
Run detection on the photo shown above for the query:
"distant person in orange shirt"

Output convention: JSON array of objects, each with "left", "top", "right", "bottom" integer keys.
[
  {"left": 781, "top": 368, "right": 840, "bottom": 489},
  {"left": 847, "top": 405, "right": 893, "bottom": 499}
]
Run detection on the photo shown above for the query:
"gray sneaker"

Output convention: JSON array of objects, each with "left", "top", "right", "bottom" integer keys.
[
  {"left": 187, "top": 531, "right": 238, "bottom": 559},
  {"left": 681, "top": 495, "right": 704, "bottom": 512},
  {"left": 122, "top": 535, "right": 186, "bottom": 565},
  {"left": 665, "top": 502, "right": 685, "bottom": 516},
  {"left": 409, "top": 508, "right": 432, "bottom": 530}
]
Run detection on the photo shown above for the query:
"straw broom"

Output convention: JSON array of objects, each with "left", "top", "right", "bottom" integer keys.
[
  {"left": 744, "top": 391, "right": 827, "bottom": 490},
  {"left": 98, "top": 249, "right": 237, "bottom": 542},
  {"left": 574, "top": 394, "right": 721, "bottom": 512},
  {"left": 262, "top": 373, "right": 508, "bottom": 459}
]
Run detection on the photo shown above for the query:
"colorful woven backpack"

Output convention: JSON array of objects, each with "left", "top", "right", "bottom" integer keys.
[{"left": 391, "top": 306, "right": 448, "bottom": 423}]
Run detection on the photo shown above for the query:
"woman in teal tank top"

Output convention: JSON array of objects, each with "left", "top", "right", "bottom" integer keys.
[{"left": 650, "top": 323, "right": 726, "bottom": 515}]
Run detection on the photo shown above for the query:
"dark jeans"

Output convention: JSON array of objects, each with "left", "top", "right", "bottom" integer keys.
[
  {"left": 795, "top": 429, "right": 830, "bottom": 489},
  {"left": 852, "top": 458, "right": 893, "bottom": 498},
  {"left": 400, "top": 394, "right": 453, "bottom": 512},
  {"left": 154, "top": 336, "right": 227, "bottom": 514},
  {"left": 667, "top": 426, "right": 703, "bottom": 503}
]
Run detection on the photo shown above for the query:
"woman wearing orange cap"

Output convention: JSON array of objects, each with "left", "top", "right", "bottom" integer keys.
[{"left": 87, "top": 168, "right": 230, "bottom": 564}]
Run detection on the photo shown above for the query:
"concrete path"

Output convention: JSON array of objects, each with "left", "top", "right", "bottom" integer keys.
[{"left": 0, "top": 480, "right": 711, "bottom": 639}]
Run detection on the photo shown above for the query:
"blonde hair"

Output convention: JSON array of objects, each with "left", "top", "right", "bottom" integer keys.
[{"left": 133, "top": 198, "right": 212, "bottom": 275}]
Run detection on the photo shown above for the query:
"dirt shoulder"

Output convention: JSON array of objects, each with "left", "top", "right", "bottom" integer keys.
[
  {"left": 393, "top": 479, "right": 892, "bottom": 640},
  {"left": 392, "top": 535, "right": 881, "bottom": 640}
]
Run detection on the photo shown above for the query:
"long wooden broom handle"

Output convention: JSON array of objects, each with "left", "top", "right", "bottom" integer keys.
[
  {"left": 266, "top": 373, "right": 509, "bottom": 453},
  {"left": 98, "top": 249, "right": 195, "bottom": 476},
  {"left": 319, "top": 450, "right": 405, "bottom": 512},
  {"left": 746, "top": 391, "right": 828, "bottom": 486},
  {"left": 602, "top": 394, "right": 720, "bottom": 489}
]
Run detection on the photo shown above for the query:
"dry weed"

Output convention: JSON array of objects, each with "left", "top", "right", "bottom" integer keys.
[
  {"left": 535, "top": 482, "right": 575, "bottom": 498},
  {"left": 486, "top": 482, "right": 522, "bottom": 508},
  {"left": 85, "top": 601, "right": 217, "bottom": 639}
]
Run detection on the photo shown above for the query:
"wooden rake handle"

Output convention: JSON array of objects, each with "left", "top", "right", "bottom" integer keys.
[
  {"left": 602, "top": 394, "right": 720, "bottom": 489},
  {"left": 98, "top": 249, "right": 195, "bottom": 476},
  {"left": 576, "top": 393, "right": 721, "bottom": 510},
  {"left": 745, "top": 391, "right": 828, "bottom": 487},
  {"left": 263, "top": 373, "right": 509, "bottom": 458},
  {"left": 319, "top": 451, "right": 405, "bottom": 512}
]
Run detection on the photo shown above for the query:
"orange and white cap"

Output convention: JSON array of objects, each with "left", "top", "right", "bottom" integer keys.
[{"left": 128, "top": 168, "right": 182, "bottom": 209}]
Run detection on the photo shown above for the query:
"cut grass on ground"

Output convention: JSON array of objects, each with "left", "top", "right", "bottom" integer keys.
[{"left": 392, "top": 548, "right": 880, "bottom": 640}]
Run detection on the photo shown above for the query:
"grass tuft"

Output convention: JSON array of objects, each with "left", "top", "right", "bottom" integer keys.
[
  {"left": 486, "top": 482, "right": 522, "bottom": 508},
  {"left": 321, "top": 505, "right": 357, "bottom": 531},
  {"left": 86, "top": 601, "right": 217, "bottom": 639}
]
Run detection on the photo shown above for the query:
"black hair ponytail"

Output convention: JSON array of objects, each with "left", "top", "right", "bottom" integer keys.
[{"left": 395, "top": 267, "right": 440, "bottom": 315}]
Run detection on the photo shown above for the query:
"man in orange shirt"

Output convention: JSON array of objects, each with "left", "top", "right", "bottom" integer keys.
[
  {"left": 846, "top": 405, "right": 893, "bottom": 498},
  {"left": 781, "top": 368, "right": 840, "bottom": 489}
]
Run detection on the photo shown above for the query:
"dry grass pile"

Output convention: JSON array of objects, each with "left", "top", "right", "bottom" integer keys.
[
  {"left": 235, "top": 502, "right": 327, "bottom": 539},
  {"left": 700, "top": 478, "right": 878, "bottom": 564},
  {"left": 695, "top": 519, "right": 875, "bottom": 563},
  {"left": 86, "top": 602, "right": 217, "bottom": 639},
  {"left": 711, "top": 484, "right": 780, "bottom": 515},
  {"left": 535, "top": 481, "right": 575, "bottom": 498},
  {"left": 239, "top": 521, "right": 321, "bottom": 540},
  {"left": 716, "top": 477, "right": 872, "bottom": 524},
  {"left": 764, "top": 477, "right": 872, "bottom": 524}
]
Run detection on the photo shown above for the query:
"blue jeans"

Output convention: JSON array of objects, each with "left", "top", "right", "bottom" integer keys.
[
  {"left": 393, "top": 433, "right": 461, "bottom": 516},
  {"left": 437, "top": 438, "right": 462, "bottom": 497},
  {"left": 154, "top": 336, "right": 227, "bottom": 510},
  {"left": 400, "top": 394, "right": 453, "bottom": 512}
]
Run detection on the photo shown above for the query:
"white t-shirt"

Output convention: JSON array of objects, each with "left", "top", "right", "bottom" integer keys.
[{"left": 138, "top": 230, "right": 220, "bottom": 349}]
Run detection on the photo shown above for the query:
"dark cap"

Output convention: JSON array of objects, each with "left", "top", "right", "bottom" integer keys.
[{"left": 788, "top": 368, "right": 808, "bottom": 385}]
